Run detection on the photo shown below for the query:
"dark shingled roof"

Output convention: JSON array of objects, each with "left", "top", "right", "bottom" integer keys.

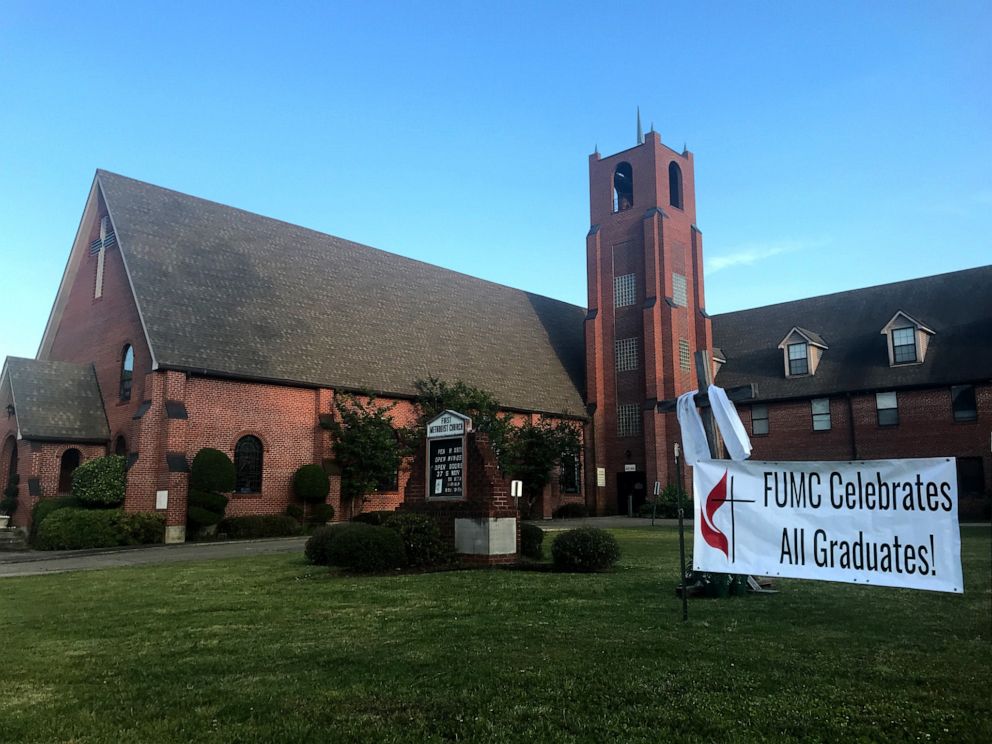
[
  {"left": 98, "top": 171, "right": 586, "bottom": 415},
  {"left": 712, "top": 266, "right": 992, "bottom": 401},
  {"left": 3, "top": 358, "right": 110, "bottom": 442}
]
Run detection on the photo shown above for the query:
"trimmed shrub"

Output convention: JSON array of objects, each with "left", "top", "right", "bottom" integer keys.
[
  {"left": 520, "top": 522, "right": 544, "bottom": 560},
  {"left": 304, "top": 524, "right": 344, "bottom": 565},
  {"left": 187, "top": 506, "right": 223, "bottom": 530},
  {"left": 552, "top": 502, "right": 588, "bottom": 519},
  {"left": 351, "top": 510, "right": 395, "bottom": 526},
  {"left": 35, "top": 508, "right": 164, "bottom": 550},
  {"left": 188, "top": 488, "right": 229, "bottom": 515},
  {"left": 36, "top": 508, "right": 121, "bottom": 550},
  {"left": 117, "top": 512, "right": 166, "bottom": 545},
  {"left": 219, "top": 515, "right": 301, "bottom": 540},
  {"left": 189, "top": 448, "right": 235, "bottom": 493},
  {"left": 326, "top": 523, "right": 406, "bottom": 572},
  {"left": 383, "top": 513, "right": 450, "bottom": 567},
  {"left": 29, "top": 496, "right": 79, "bottom": 543},
  {"left": 293, "top": 464, "right": 330, "bottom": 504},
  {"left": 71, "top": 455, "right": 126, "bottom": 508},
  {"left": 286, "top": 503, "right": 305, "bottom": 523},
  {"left": 307, "top": 502, "right": 334, "bottom": 525},
  {"left": 551, "top": 527, "right": 621, "bottom": 572}
]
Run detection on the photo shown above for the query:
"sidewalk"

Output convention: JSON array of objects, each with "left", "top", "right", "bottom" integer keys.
[
  {"left": 0, "top": 536, "right": 308, "bottom": 578},
  {"left": 527, "top": 515, "right": 692, "bottom": 530}
]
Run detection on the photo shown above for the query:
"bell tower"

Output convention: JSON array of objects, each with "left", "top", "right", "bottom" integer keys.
[{"left": 584, "top": 128, "right": 712, "bottom": 515}]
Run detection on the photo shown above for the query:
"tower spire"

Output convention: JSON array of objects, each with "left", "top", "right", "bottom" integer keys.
[{"left": 636, "top": 107, "right": 644, "bottom": 145}]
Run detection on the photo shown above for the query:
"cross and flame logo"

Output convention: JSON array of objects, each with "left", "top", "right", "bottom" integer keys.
[{"left": 700, "top": 469, "right": 754, "bottom": 562}]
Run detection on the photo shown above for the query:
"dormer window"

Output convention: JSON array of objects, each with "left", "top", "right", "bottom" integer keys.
[
  {"left": 880, "top": 311, "right": 934, "bottom": 367},
  {"left": 778, "top": 327, "right": 828, "bottom": 378},
  {"left": 891, "top": 327, "right": 917, "bottom": 363},
  {"left": 788, "top": 343, "right": 809, "bottom": 376}
]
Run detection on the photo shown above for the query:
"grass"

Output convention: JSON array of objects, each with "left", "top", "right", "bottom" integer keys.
[{"left": 1, "top": 527, "right": 989, "bottom": 743}]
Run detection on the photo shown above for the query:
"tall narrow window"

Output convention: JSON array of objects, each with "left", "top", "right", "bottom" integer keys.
[
  {"left": 951, "top": 385, "right": 977, "bottom": 422},
  {"left": 617, "top": 404, "right": 641, "bottom": 437},
  {"left": 559, "top": 453, "right": 581, "bottom": 493},
  {"left": 669, "top": 162, "right": 683, "bottom": 209},
  {"left": 120, "top": 345, "right": 134, "bottom": 402},
  {"left": 891, "top": 327, "right": 917, "bottom": 364},
  {"left": 679, "top": 339, "right": 691, "bottom": 371},
  {"left": 234, "top": 436, "right": 263, "bottom": 493},
  {"left": 613, "top": 162, "right": 633, "bottom": 212},
  {"left": 615, "top": 337, "right": 638, "bottom": 372},
  {"left": 672, "top": 273, "right": 688, "bottom": 307},
  {"left": 811, "top": 398, "right": 831, "bottom": 431},
  {"left": 751, "top": 405, "right": 769, "bottom": 436},
  {"left": 876, "top": 392, "right": 898, "bottom": 426},
  {"left": 58, "top": 449, "right": 81, "bottom": 494},
  {"left": 614, "top": 273, "right": 636, "bottom": 308},
  {"left": 114, "top": 436, "right": 128, "bottom": 456},
  {"left": 788, "top": 342, "right": 809, "bottom": 375}
]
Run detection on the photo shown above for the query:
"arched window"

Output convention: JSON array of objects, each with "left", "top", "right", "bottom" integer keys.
[
  {"left": 120, "top": 345, "right": 134, "bottom": 402},
  {"left": 234, "top": 436, "right": 263, "bottom": 493},
  {"left": 58, "top": 449, "right": 81, "bottom": 494},
  {"left": 669, "top": 162, "right": 683, "bottom": 209},
  {"left": 613, "top": 162, "right": 633, "bottom": 212},
  {"left": 114, "top": 436, "right": 127, "bottom": 456}
]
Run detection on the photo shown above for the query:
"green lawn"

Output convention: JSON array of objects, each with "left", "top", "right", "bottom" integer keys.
[{"left": 1, "top": 528, "right": 989, "bottom": 743}]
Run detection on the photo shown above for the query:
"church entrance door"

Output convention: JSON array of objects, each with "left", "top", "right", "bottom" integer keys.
[{"left": 616, "top": 471, "right": 646, "bottom": 516}]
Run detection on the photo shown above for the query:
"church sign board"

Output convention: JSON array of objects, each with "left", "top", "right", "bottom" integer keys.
[{"left": 426, "top": 410, "right": 472, "bottom": 501}]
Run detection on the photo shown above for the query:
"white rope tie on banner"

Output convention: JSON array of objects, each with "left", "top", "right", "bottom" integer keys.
[{"left": 675, "top": 385, "right": 752, "bottom": 465}]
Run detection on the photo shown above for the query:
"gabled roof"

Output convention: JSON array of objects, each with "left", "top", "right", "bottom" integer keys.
[
  {"left": 777, "top": 326, "right": 828, "bottom": 350},
  {"left": 2, "top": 358, "right": 110, "bottom": 442},
  {"left": 881, "top": 310, "right": 935, "bottom": 335},
  {"left": 712, "top": 266, "right": 992, "bottom": 401},
  {"left": 92, "top": 171, "right": 586, "bottom": 415}
]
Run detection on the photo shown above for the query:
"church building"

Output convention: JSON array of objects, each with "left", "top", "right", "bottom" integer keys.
[{"left": 2, "top": 129, "right": 990, "bottom": 541}]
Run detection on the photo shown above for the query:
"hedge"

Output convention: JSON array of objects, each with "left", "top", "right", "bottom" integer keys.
[
  {"left": 326, "top": 523, "right": 406, "bottom": 572},
  {"left": 71, "top": 456, "right": 126, "bottom": 508},
  {"left": 351, "top": 510, "right": 395, "bottom": 526},
  {"left": 520, "top": 522, "right": 544, "bottom": 559},
  {"left": 551, "top": 527, "right": 621, "bottom": 572},
  {"left": 34, "top": 508, "right": 165, "bottom": 551},
  {"left": 304, "top": 524, "right": 343, "bottom": 565},
  {"left": 552, "top": 502, "right": 588, "bottom": 519},
  {"left": 218, "top": 515, "right": 301, "bottom": 540},
  {"left": 383, "top": 513, "right": 451, "bottom": 567},
  {"left": 29, "top": 496, "right": 80, "bottom": 543}
]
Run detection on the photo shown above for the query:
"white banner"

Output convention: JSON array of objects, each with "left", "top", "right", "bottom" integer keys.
[{"left": 693, "top": 458, "right": 963, "bottom": 594}]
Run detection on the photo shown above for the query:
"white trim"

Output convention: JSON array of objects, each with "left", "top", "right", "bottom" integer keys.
[
  {"left": 777, "top": 326, "right": 828, "bottom": 350},
  {"left": 880, "top": 310, "right": 935, "bottom": 336},
  {"left": 0, "top": 364, "right": 23, "bottom": 441},
  {"left": 100, "top": 175, "right": 160, "bottom": 371}
]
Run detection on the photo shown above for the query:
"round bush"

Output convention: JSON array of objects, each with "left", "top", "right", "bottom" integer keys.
[
  {"left": 520, "top": 522, "right": 544, "bottom": 559},
  {"left": 188, "top": 488, "right": 229, "bottom": 515},
  {"left": 187, "top": 506, "right": 223, "bottom": 530},
  {"left": 552, "top": 502, "right": 588, "bottom": 519},
  {"left": 551, "top": 527, "right": 621, "bottom": 572},
  {"left": 35, "top": 508, "right": 122, "bottom": 550},
  {"left": 384, "top": 513, "right": 450, "bottom": 567},
  {"left": 189, "top": 448, "right": 235, "bottom": 493},
  {"left": 304, "top": 524, "right": 344, "bottom": 565},
  {"left": 293, "top": 464, "right": 330, "bottom": 504},
  {"left": 71, "top": 455, "right": 126, "bottom": 507},
  {"left": 326, "top": 523, "right": 406, "bottom": 572},
  {"left": 219, "top": 515, "right": 301, "bottom": 539},
  {"left": 306, "top": 502, "right": 334, "bottom": 525},
  {"left": 117, "top": 512, "right": 166, "bottom": 545},
  {"left": 350, "top": 510, "right": 395, "bottom": 526}
]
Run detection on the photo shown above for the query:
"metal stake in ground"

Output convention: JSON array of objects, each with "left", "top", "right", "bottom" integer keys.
[{"left": 675, "top": 442, "right": 688, "bottom": 622}]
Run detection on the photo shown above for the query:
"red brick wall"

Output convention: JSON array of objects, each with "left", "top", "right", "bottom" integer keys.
[
  {"left": 47, "top": 212, "right": 151, "bottom": 451},
  {"left": 739, "top": 385, "right": 992, "bottom": 517}
]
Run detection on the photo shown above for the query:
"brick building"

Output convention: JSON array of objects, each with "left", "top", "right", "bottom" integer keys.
[{"left": 2, "top": 130, "right": 990, "bottom": 538}]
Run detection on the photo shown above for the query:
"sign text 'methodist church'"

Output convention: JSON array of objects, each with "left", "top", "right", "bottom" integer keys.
[{"left": 1, "top": 125, "right": 989, "bottom": 541}]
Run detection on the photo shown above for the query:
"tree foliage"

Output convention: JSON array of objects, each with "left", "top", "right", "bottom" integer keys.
[
  {"left": 323, "top": 393, "right": 404, "bottom": 504},
  {"left": 407, "top": 376, "right": 511, "bottom": 453},
  {"left": 501, "top": 417, "right": 582, "bottom": 518}
]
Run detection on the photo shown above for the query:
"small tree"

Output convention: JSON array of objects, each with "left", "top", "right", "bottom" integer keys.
[
  {"left": 407, "top": 376, "right": 511, "bottom": 454},
  {"left": 187, "top": 448, "right": 234, "bottom": 533},
  {"left": 502, "top": 417, "right": 581, "bottom": 519},
  {"left": 72, "top": 455, "right": 126, "bottom": 508},
  {"left": 322, "top": 394, "right": 404, "bottom": 510}
]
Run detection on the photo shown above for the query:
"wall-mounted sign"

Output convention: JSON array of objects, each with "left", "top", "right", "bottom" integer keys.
[
  {"left": 596, "top": 468, "right": 606, "bottom": 487},
  {"left": 624, "top": 464, "right": 637, "bottom": 472},
  {"left": 511, "top": 480, "right": 523, "bottom": 498},
  {"left": 426, "top": 410, "right": 472, "bottom": 501}
]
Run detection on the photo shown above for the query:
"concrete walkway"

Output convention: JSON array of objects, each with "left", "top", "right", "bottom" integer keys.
[
  {"left": 528, "top": 515, "right": 692, "bottom": 531},
  {"left": 0, "top": 536, "right": 308, "bottom": 578}
]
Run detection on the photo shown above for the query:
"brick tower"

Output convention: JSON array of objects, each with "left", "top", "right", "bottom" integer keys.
[{"left": 584, "top": 129, "right": 712, "bottom": 515}]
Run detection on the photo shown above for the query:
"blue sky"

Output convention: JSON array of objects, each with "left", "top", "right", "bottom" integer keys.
[{"left": 1, "top": 1, "right": 989, "bottom": 364}]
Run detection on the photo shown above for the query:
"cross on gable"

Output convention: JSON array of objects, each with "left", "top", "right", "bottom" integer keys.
[{"left": 89, "top": 215, "right": 116, "bottom": 255}]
